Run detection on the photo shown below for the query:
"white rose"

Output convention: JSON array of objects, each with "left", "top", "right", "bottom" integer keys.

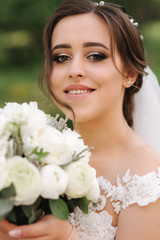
[
  {"left": 0, "top": 165, "right": 8, "bottom": 191},
  {"left": 24, "top": 102, "right": 47, "bottom": 128},
  {"left": 45, "top": 142, "right": 72, "bottom": 165},
  {"left": 0, "top": 134, "right": 10, "bottom": 165},
  {"left": 0, "top": 112, "right": 8, "bottom": 136},
  {"left": 85, "top": 177, "right": 100, "bottom": 201},
  {"left": 5, "top": 156, "right": 42, "bottom": 205},
  {"left": 64, "top": 161, "right": 99, "bottom": 199},
  {"left": 3, "top": 102, "right": 47, "bottom": 126},
  {"left": 63, "top": 129, "right": 91, "bottom": 163},
  {"left": 40, "top": 164, "right": 68, "bottom": 199},
  {"left": 6, "top": 139, "right": 15, "bottom": 158},
  {"left": 22, "top": 125, "right": 72, "bottom": 165},
  {"left": 3, "top": 102, "right": 28, "bottom": 125}
]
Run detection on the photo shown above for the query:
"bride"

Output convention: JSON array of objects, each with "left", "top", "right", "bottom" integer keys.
[{"left": 1, "top": 0, "right": 160, "bottom": 239}]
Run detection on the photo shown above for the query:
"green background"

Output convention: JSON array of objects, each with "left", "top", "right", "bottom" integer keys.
[{"left": 0, "top": 0, "right": 160, "bottom": 115}]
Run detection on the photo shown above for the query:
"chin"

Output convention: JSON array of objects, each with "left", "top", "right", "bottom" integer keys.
[
  {"left": 65, "top": 112, "right": 89, "bottom": 123},
  {"left": 75, "top": 112, "right": 97, "bottom": 124},
  {"left": 58, "top": 105, "right": 97, "bottom": 123}
]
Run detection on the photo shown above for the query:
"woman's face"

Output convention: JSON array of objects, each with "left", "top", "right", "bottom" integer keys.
[{"left": 50, "top": 13, "right": 126, "bottom": 123}]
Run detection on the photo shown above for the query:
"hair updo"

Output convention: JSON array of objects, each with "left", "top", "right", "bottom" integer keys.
[{"left": 39, "top": 0, "right": 147, "bottom": 127}]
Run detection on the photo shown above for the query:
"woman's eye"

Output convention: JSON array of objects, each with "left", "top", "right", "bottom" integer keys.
[
  {"left": 52, "top": 55, "right": 71, "bottom": 63},
  {"left": 87, "top": 53, "right": 107, "bottom": 62}
]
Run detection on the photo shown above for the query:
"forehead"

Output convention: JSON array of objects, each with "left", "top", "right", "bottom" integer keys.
[{"left": 51, "top": 13, "right": 110, "bottom": 46}]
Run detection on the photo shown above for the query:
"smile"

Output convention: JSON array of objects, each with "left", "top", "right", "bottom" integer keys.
[
  {"left": 64, "top": 84, "right": 96, "bottom": 98},
  {"left": 66, "top": 89, "right": 93, "bottom": 94}
]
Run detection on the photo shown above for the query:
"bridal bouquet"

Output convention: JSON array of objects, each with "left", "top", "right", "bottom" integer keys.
[{"left": 0, "top": 102, "right": 100, "bottom": 225}]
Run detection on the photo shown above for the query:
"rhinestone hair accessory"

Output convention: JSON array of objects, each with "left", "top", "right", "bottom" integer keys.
[
  {"left": 130, "top": 18, "right": 144, "bottom": 40},
  {"left": 95, "top": 2, "right": 144, "bottom": 40},
  {"left": 99, "top": 1, "right": 105, "bottom": 5},
  {"left": 130, "top": 18, "right": 138, "bottom": 27},
  {"left": 95, "top": 1, "right": 105, "bottom": 6}
]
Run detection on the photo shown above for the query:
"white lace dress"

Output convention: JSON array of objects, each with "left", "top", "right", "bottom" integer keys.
[{"left": 69, "top": 168, "right": 160, "bottom": 240}]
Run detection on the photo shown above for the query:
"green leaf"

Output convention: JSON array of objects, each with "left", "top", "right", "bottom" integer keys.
[
  {"left": 6, "top": 209, "right": 17, "bottom": 224},
  {"left": 28, "top": 209, "right": 43, "bottom": 224},
  {"left": 31, "top": 147, "right": 49, "bottom": 163},
  {"left": 66, "top": 199, "right": 75, "bottom": 213},
  {"left": 0, "top": 184, "right": 16, "bottom": 199},
  {"left": 71, "top": 147, "right": 93, "bottom": 163},
  {"left": 77, "top": 197, "right": 88, "bottom": 214},
  {"left": 21, "top": 197, "right": 42, "bottom": 218},
  {"left": 21, "top": 205, "right": 32, "bottom": 218},
  {"left": 0, "top": 214, "right": 7, "bottom": 221},
  {"left": 49, "top": 198, "right": 69, "bottom": 220},
  {"left": 31, "top": 197, "right": 42, "bottom": 211},
  {"left": 0, "top": 199, "right": 13, "bottom": 218}
]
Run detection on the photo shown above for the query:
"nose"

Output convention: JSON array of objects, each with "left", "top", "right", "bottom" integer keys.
[{"left": 68, "top": 57, "right": 86, "bottom": 81}]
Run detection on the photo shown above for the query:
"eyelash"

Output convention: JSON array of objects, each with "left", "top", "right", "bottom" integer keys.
[
  {"left": 87, "top": 53, "right": 107, "bottom": 62},
  {"left": 52, "top": 52, "right": 107, "bottom": 63},
  {"left": 52, "top": 54, "right": 71, "bottom": 63}
]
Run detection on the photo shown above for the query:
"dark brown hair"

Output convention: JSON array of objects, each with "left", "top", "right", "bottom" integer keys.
[{"left": 39, "top": 0, "right": 147, "bottom": 127}]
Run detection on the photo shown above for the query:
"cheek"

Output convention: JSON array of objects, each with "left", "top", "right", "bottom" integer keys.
[
  {"left": 50, "top": 68, "right": 63, "bottom": 92},
  {"left": 49, "top": 68, "right": 73, "bottom": 117},
  {"left": 97, "top": 71, "right": 124, "bottom": 103},
  {"left": 96, "top": 67, "right": 123, "bottom": 90},
  {"left": 88, "top": 60, "right": 120, "bottom": 83}
]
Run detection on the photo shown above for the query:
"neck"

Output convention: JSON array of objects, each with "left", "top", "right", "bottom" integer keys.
[{"left": 75, "top": 114, "right": 131, "bottom": 156}]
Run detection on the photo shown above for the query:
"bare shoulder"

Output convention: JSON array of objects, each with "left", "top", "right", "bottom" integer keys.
[
  {"left": 116, "top": 145, "right": 160, "bottom": 240},
  {"left": 117, "top": 198, "right": 160, "bottom": 240},
  {"left": 119, "top": 144, "right": 160, "bottom": 178},
  {"left": 99, "top": 143, "right": 160, "bottom": 185}
]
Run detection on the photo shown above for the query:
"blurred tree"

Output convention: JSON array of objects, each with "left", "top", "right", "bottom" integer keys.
[
  {"left": 0, "top": 0, "right": 64, "bottom": 67},
  {"left": 0, "top": 0, "right": 63, "bottom": 30}
]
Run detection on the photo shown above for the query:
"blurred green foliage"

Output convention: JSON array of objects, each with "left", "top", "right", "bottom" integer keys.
[{"left": 0, "top": 0, "right": 160, "bottom": 114}]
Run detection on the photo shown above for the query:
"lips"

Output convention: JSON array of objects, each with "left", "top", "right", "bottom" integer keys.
[
  {"left": 64, "top": 84, "right": 95, "bottom": 95},
  {"left": 67, "top": 89, "right": 92, "bottom": 94}
]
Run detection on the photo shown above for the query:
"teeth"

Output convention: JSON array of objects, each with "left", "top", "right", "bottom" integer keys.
[{"left": 68, "top": 90, "right": 90, "bottom": 94}]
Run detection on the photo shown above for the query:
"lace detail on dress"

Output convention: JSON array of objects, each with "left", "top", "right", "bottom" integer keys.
[
  {"left": 69, "top": 168, "right": 160, "bottom": 239},
  {"left": 99, "top": 167, "right": 160, "bottom": 214},
  {"left": 69, "top": 189, "right": 117, "bottom": 240}
]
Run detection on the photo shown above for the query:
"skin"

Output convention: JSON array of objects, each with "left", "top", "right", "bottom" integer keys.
[
  {"left": 0, "top": 216, "right": 77, "bottom": 240},
  {"left": 51, "top": 13, "right": 129, "bottom": 124},
  {"left": 0, "top": 12, "right": 160, "bottom": 240}
]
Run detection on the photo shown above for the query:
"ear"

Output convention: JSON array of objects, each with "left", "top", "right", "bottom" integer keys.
[{"left": 122, "top": 69, "right": 138, "bottom": 88}]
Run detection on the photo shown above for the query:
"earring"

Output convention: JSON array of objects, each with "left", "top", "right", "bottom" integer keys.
[{"left": 127, "top": 80, "right": 131, "bottom": 85}]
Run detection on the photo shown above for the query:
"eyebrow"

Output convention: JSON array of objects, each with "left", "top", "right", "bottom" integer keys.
[
  {"left": 52, "top": 44, "right": 71, "bottom": 52},
  {"left": 83, "top": 42, "right": 109, "bottom": 50},
  {"left": 52, "top": 42, "right": 109, "bottom": 52}
]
